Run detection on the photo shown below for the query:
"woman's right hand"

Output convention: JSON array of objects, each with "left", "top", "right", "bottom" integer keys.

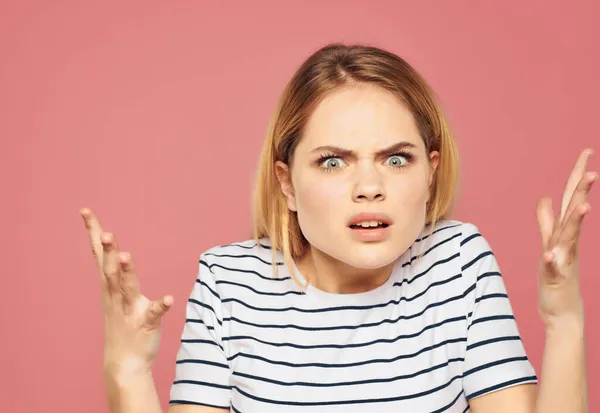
[{"left": 80, "top": 208, "right": 174, "bottom": 378}]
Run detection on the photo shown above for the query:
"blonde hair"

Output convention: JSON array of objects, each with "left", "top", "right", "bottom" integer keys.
[{"left": 251, "top": 43, "right": 459, "bottom": 281}]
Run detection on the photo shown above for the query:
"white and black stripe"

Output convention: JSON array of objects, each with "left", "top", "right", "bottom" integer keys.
[{"left": 170, "top": 220, "right": 537, "bottom": 412}]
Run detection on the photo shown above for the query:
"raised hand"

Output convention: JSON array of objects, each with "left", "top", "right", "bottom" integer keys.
[
  {"left": 536, "top": 148, "right": 598, "bottom": 328},
  {"left": 80, "top": 208, "right": 174, "bottom": 376}
]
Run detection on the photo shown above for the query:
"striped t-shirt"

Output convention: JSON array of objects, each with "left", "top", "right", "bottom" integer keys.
[{"left": 169, "top": 220, "right": 538, "bottom": 412}]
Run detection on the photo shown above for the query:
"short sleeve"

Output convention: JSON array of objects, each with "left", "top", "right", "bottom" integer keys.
[
  {"left": 169, "top": 252, "right": 231, "bottom": 409},
  {"left": 460, "top": 223, "right": 538, "bottom": 400}
]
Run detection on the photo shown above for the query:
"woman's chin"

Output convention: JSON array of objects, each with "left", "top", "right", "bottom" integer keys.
[{"left": 335, "top": 244, "right": 401, "bottom": 270}]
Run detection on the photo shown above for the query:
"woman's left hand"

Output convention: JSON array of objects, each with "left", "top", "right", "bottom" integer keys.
[{"left": 536, "top": 148, "right": 598, "bottom": 330}]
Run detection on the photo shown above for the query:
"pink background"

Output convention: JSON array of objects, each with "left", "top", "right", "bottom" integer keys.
[{"left": 1, "top": 1, "right": 598, "bottom": 411}]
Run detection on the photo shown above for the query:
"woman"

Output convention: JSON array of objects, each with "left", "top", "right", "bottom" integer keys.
[{"left": 80, "top": 44, "right": 594, "bottom": 412}]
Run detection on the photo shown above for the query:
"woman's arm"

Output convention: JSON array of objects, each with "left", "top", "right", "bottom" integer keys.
[
  {"left": 104, "top": 369, "right": 162, "bottom": 413},
  {"left": 104, "top": 369, "right": 228, "bottom": 413},
  {"left": 535, "top": 318, "right": 587, "bottom": 412},
  {"left": 471, "top": 148, "right": 595, "bottom": 413},
  {"left": 80, "top": 208, "right": 231, "bottom": 413}
]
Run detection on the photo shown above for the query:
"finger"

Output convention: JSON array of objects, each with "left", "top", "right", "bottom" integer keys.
[
  {"left": 539, "top": 250, "right": 561, "bottom": 282},
  {"left": 145, "top": 295, "right": 174, "bottom": 328},
  {"left": 79, "top": 208, "right": 105, "bottom": 269},
  {"left": 118, "top": 252, "right": 141, "bottom": 305},
  {"left": 536, "top": 196, "right": 555, "bottom": 249},
  {"left": 101, "top": 232, "right": 122, "bottom": 304},
  {"left": 558, "top": 202, "right": 591, "bottom": 248},
  {"left": 563, "top": 171, "right": 599, "bottom": 223},
  {"left": 560, "top": 149, "right": 594, "bottom": 221}
]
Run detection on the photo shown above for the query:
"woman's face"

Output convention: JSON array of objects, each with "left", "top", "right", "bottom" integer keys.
[{"left": 276, "top": 84, "right": 439, "bottom": 270}]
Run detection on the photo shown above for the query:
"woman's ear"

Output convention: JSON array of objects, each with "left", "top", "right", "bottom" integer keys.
[
  {"left": 428, "top": 151, "right": 440, "bottom": 187},
  {"left": 275, "top": 161, "right": 297, "bottom": 212}
]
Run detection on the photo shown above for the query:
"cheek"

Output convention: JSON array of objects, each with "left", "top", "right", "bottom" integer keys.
[
  {"left": 391, "top": 168, "right": 431, "bottom": 202},
  {"left": 295, "top": 175, "right": 346, "bottom": 226},
  {"left": 385, "top": 172, "right": 431, "bottom": 230},
  {"left": 395, "top": 179, "right": 429, "bottom": 205}
]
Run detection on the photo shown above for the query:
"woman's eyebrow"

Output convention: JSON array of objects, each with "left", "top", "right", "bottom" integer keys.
[{"left": 310, "top": 141, "right": 417, "bottom": 157}]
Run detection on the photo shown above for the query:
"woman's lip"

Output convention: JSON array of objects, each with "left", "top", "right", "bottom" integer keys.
[
  {"left": 347, "top": 212, "right": 393, "bottom": 226},
  {"left": 348, "top": 224, "right": 391, "bottom": 242}
]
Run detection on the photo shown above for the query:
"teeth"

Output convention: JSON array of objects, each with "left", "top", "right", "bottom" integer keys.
[{"left": 355, "top": 221, "right": 383, "bottom": 227}]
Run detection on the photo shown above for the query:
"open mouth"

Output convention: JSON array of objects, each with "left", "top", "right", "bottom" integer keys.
[{"left": 349, "top": 221, "right": 390, "bottom": 229}]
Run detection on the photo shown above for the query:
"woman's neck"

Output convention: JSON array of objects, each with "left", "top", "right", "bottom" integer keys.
[{"left": 296, "top": 246, "right": 395, "bottom": 294}]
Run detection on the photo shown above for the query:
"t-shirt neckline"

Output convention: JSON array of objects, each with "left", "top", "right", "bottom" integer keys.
[{"left": 289, "top": 255, "right": 402, "bottom": 306}]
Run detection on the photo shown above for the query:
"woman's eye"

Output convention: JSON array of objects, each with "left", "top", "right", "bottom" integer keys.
[
  {"left": 321, "top": 158, "right": 345, "bottom": 169},
  {"left": 386, "top": 155, "right": 408, "bottom": 167}
]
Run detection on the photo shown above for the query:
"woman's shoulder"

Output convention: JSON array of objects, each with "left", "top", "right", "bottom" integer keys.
[
  {"left": 416, "top": 219, "right": 503, "bottom": 307},
  {"left": 426, "top": 218, "right": 481, "bottom": 235},
  {"left": 195, "top": 237, "right": 289, "bottom": 285},
  {"left": 419, "top": 219, "right": 484, "bottom": 249},
  {"left": 200, "top": 237, "right": 279, "bottom": 264},
  {"left": 426, "top": 219, "right": 499, "bottom": 280},
  {"left": 417, "top": 219, "right": 495, "bottom": 269}
]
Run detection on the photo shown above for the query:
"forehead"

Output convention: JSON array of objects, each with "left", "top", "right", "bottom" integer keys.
[{"left": 299, "top": 84, "right": 423, "bottom": 151}]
